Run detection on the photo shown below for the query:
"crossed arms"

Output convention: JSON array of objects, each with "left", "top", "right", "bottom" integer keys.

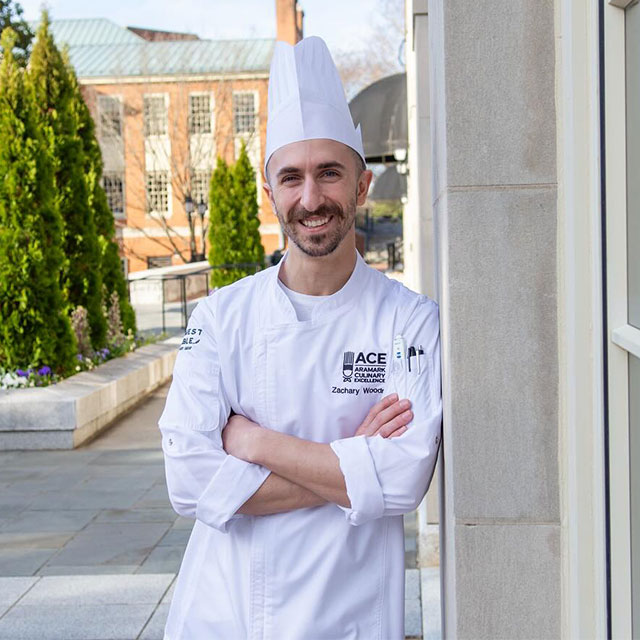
[{"left": 225, "top": 393, "right": 414, "bottom": 515}]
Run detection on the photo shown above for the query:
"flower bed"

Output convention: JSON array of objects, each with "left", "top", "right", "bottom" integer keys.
[
  {"left": 1, "top": 366, "right": 56, "bottom": 389},
  {"left": 0, "top": 338, "right": 179, "bottom": 450},
  {"left": 0, "top": 331, "right": 166, "bottom": 390}
]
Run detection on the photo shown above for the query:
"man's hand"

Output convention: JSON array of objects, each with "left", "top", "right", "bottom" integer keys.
[
  {"left": 223, "top": 414, "right": 261, "bottom": 461},
  {"left": 354, "top": 393, "right": 413, "bottom": 439}
]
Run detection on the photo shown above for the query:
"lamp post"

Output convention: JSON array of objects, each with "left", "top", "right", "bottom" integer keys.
[
  {"left": 184, "top": 194, "right": 196, "bottom": 262},
  {"left": 197, "top": 198, "right": 207, "bottom": 262}
]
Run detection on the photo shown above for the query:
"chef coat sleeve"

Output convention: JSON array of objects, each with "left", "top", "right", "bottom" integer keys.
[
  {"left": 158, "top": 298, "right": 271, "bottom": 533},
  {"left": 330, "top": 297, "right": 442, "bottom": 526}
]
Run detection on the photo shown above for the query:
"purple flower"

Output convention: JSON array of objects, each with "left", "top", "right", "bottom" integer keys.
[
  {"left": 38, "top": 366, "right": 51, "bottom": 376},
  {"left": 16, "top": 369, "right": 28, "bottom": 377},
  {"left": 76, "top": 354, "right": 83, "bottom": 361}
]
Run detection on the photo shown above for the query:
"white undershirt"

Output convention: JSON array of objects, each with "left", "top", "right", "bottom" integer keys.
[{"left": 278, "top": 279, "right": 330, "bottom": 322}]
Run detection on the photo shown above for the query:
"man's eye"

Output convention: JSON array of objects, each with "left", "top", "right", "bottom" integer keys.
[
  {"left": 281, "top": 175, "right": 298, "bottom": 183},
  {"left": 323, "top": 170, "right": 339, "bottom": 178}
]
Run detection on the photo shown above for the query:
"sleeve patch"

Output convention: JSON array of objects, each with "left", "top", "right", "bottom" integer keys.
[{"left": 179, "top": 327, "right": 204, "bottom": 351}]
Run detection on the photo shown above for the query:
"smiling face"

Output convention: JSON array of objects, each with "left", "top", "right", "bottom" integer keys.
[{"left": 264, "top": 139, "right": 372, "bottom": 258}]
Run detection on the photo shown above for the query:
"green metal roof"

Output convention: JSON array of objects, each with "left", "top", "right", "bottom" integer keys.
[
  {"left": 31, "top": 18, "right": 144, "bottom": 46},
  {"left": 67, "top": 38, "right": 275, "bottom": 78},
  {"left": 32, "top": 19, "right": 274, "bottom": 79}
]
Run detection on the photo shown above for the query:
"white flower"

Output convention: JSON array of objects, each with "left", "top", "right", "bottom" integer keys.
[
  {"left": 1, "top": 373, "right": 20, "bottom": 389},
  {"left": 1, "top": 373, "right": 15, "bottom": 388}
]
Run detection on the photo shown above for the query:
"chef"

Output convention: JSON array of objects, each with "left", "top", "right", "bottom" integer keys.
[{"left": 159, "top": 35, "right": 442, "bottom": 640}]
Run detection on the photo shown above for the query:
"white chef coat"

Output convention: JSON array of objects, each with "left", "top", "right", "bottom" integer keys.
[{"left": 159, "top": 251, "right": 442, "bottom": 640}]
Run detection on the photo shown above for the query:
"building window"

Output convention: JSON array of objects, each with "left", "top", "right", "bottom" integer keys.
[
  {"left": 102, "top": 172, "right": 125, "bottom": 217},
  {"left": 233, "top": 92, "right": 257, "bottom": 136},
  {"left": 147, "top": 255, "right": 172, "bottom": 269},
  {"left": 190, "top": 169, "right": 211, "bottom": 208},
  {"left": 98, "top": 95, "right": 121, "bottom": 138},
  {"left": 189, "top": 94, "right": 212, "bottom": 134},
  {"left": 144, "top": 95, "right": 168, "bottom": 136},
  {"left": 145, "top": 171, "right": 169, "bottom": 214}
]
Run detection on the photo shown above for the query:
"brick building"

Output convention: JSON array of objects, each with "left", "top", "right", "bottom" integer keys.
[{"left": 46, "top": 1, "right": 303, "bottom": 273}]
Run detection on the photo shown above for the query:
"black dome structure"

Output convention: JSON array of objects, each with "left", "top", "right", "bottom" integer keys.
[
  {"left": 370, "top": 165, "right": 407, "bottom": 201},
  {"left": 348, "top": 73, "right": 407, "bottom": 164}
]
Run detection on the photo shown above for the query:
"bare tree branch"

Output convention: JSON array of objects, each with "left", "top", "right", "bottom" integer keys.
[{"left": 334, "top": 0, "right": 405, "bottom": 99}]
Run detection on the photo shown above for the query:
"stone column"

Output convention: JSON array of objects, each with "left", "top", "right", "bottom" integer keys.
[
  {"left": 428, "top": 1, "right": 560, "bottom": 637},
  {"left": 405, "top": 0, "right": 442, "bottom": 571}
]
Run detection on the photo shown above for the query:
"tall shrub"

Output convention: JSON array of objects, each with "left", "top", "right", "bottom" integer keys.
[
  {"left": 208, "top": 149, "right": 264, "bottom": 289},
  {"left": 72, "top": 64, "right": 136, "bottom": 334},
  {"left": 0, "top": 28, "right": 76, "bottom": 371},
  {"left": 208, "top": 156, "right": 242, "bottom": 288},
  {"left": 29, "top": 11, "right": 107, "bottom": 348},
  {"left": 233, "top": 141, "right": 264, "bottom": 274}
]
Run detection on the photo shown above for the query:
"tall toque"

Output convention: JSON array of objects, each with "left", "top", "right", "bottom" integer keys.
[{"left": 265, "top": 36, "right": 365, "bottom": 171}]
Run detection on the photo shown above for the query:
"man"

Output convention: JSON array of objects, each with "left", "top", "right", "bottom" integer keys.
[{"left": 159, "top": 36, "right": 441, "bottom": 639}]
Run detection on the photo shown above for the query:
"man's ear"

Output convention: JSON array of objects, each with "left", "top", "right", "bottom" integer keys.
[
  {"left": 263, "top": 181, "right": 276, "bottom": 210},
  {"left": 356, "top": 170, "right": 373, "bottom": 207}
]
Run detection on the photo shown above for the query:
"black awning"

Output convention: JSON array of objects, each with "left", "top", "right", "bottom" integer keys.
[
  {"left": 349, "top": 73, "right": 407, "bottom": 164},
  {"left": 370, "top": 165, "right": 407, "bottom": 201}
]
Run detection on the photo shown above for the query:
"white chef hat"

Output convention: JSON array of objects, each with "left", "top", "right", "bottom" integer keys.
[{"left": 265, "top": 36, "right": 365, "bottom": 171}]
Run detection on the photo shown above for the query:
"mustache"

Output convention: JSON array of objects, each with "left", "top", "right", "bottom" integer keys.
[{"left": 288, "top": 202, "right": 344, "bottom": 223}]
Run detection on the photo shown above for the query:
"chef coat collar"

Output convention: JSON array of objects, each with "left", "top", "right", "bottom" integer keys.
[{"left": 270, "top": 249, "right": 370, "bottom": 324}]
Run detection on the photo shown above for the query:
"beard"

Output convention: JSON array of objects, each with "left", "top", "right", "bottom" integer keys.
[{"left": 276, "top": 196, "right": 357, "bottom": 258}]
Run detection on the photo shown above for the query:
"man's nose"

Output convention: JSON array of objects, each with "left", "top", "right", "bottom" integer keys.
[{"left": 299, "top": 178, "right": 324, "bottom": 212}]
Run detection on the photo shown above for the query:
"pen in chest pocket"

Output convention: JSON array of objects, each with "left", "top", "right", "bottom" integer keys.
[{"left": 407, "top": 346, "right": 416, "bottom": 373}]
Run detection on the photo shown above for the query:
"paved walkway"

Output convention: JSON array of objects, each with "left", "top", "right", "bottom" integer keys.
[{"left": 0, "top": 384, "right": 440, "bottom": 639}]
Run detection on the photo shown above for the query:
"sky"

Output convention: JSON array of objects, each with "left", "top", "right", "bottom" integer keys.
[{"left": 18, "top": 0, "right": 381, "bottom": 55}]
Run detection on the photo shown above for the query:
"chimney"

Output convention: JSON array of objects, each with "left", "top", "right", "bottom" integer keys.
[{"left": 276, "top": 0, "right": 304, "bottom": 44}]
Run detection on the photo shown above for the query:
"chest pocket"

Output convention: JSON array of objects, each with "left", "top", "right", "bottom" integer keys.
[{"left": 262, "top": 326, "right": 389, "bottom": 442}]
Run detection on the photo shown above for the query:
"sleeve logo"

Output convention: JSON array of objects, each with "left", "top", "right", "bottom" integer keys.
[{"left": 179, "top": 327, "right": 203, "bottom": 351}]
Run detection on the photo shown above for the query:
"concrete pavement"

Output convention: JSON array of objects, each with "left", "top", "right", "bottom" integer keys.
[{"left": 0, "top": 383, "right": 440, "bottom": 639}]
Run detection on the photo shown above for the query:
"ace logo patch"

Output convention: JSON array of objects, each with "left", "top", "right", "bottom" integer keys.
[{"left": 331, "top": 350, "right": 387, "bottom": 395}]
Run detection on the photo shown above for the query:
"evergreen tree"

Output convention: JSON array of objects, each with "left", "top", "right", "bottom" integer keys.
[
  {"left": 0, "top": 1, "right": 33, "bottom": 66},
  {"left": 29, "top": 12, "right": 107, "bottom": 348},
  {"left": 70, "top": 60, "right": 136, "bottom": 334},
  {"left": 0, "top": 28, "right": 76, "bottom": 371},
  {"left": 92, "top": 185, "right": 137, "bottom": 334},
  {"left": 233, "top": 141, "right": 264, "bottom": 275},
  {"left": 208, "top": 156, "right": 242, "bottom": 288},
  {"left": 208, "top": 149, "right": 265, "bottom": 289}
]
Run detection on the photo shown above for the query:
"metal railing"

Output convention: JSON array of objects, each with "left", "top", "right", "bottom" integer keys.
[{"left": 128, "top": 262, "right": 262, "bottom": 332}]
